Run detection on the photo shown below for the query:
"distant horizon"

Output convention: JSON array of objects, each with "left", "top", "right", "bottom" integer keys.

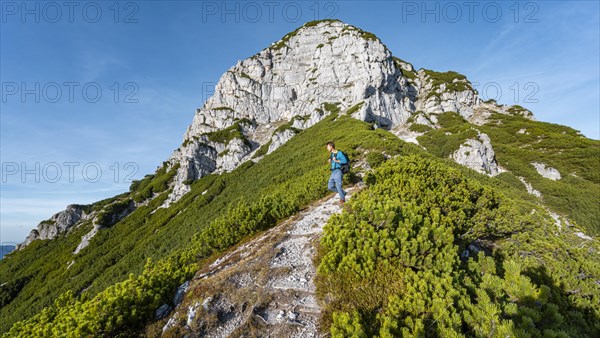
[
  {"left": 0, "top": 244, "right": 16, "bottom": 260},
  {"left": 1, "top": 1, "right": 599, "bottom": 244}
]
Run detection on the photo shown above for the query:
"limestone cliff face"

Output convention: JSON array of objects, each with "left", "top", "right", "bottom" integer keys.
[
  {"left": 162, "top": 20, "right": 533, "bottom": 205},
  {"left": 162, "top": 20, "right": 416, "bottom": 205}
]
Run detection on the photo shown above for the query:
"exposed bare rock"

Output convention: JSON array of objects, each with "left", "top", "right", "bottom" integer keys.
[
  {"left": 413, "top": 72, "right": 479, "bottom": 120},
  {"left": 161, "top": 139, "right": 219, "bottom": 207},
  {"left": 467, "top": 101, "right": 535, "bottom": 126},
  {"left": 73, "top": 224, "right": 100, "bottom": 255},
  {"left": 450, "top": 132, "right": 500, "bottom": 176},
  {"left": 531, "top": 162, "right": 562, "bottom": 180},
  {"left": 518, "top": 176, "right": 542, "bottom": 198},
  {"left": 16, "top": 204, "right": 89, "bottom": 250},
  {"left": 390, "top": 124, "right": 425, "bottom": 146},
  {"left": 414, "top": 112, "right": 434, "bottom": 127},
  {"left": 575, "top": 231, "right": 593, "bottom": 240},
  {"left": 267, "top": 129, "right": 297, "bottom": 155},
  {"left": 291, "top": 110, "right": 326, "bottom": 130},
  {"left": 173, "top": 281, "right": 190, "bottom": 307},
  {"left": 215, "top": 138, "right": 254, "bottom": 172},
  {"left": 73, "top": 199, "right": 135, "bottom": 254},
  {"left": 155, "top": 304, "right": 172, "bottom": 320}
]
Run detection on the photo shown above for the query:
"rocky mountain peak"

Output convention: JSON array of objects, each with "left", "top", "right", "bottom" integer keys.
[
  {"left": 183, "top": 20, "right": 403, "bottom": 140},
  {"left": 150, "top": 19, "right": 534, "bottom": 207},
  {"left": 160, "top": 20, "right": 416, "bottom": 206},
  {"left": 269, "top": 19, "right": 390, "bottom": 56},
  {"left": 14, "top": 21, "right": 539, "bottom": 246}
]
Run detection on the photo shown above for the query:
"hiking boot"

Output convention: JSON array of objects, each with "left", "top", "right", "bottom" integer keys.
[{"left": 338, "top": 199, "right": 345, "bottom": 206}]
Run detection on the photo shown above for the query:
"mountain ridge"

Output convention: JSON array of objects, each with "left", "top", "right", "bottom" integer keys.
[
  {"left": 14, "top": 19, "right": 543, "bottom": 250},
  {"left": 1, "top": 19, "right": 598, "bottom": 337}
]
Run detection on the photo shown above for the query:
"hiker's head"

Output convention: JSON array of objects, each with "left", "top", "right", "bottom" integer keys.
[{"left": 326, "top": 141, "right": 335, "bottom": 152}]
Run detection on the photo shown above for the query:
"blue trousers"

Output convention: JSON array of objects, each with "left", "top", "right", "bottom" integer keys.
[{"left": 328, "top": 169, "right": 346, "bottom": 201}]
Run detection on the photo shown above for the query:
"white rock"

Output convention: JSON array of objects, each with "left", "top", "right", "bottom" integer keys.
[
  {"left": 73, "top": 224, "right": 100, "bottom": 255},
  {"left": 450, "top": 132, "right": 499, "bottom": 176},
  {"left": 268, "top": 128, "right": 297, "bottom": 154},
  {"left": 548, "top": 210, "right": 562, "bottom": 230},
  {"left": 518, "top": 177, "right": 542, "bottom": 198},
  {"left": 186, "top": 302, "right": 200, "bottom": 327},
  {"left": 215, "top": 138, "right": 253, "bottom": 172},
  {"left": 414, "top": 113, "right": 433, "bottom": 127},
  {"left": 531, "top": 162, "right": 561, "bottom": 180},
  {"left": 202, "top": 296, "right": 212, "bottom": 311},
  {"left": 17, "top": 204, "right": 88, "bottom": 250},
  {"left": 575, "top": 232, "right": 592, "bottom": 240},
  {"left": 162, "top": 316, "right": 178, "bottom": 333}
]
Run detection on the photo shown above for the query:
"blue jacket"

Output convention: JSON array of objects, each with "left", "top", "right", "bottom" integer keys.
[{"left": 330, "top": 151, "right": 348, "bottom": 170}]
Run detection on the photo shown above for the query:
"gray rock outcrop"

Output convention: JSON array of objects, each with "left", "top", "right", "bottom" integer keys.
[
  {"left": 267, "top": 128, "right": 297, "bottom": 155},
  {"left": 531, "top": 162, "right": 561, "bottom": 180},
  {"left": 518, "top": 176, "right": 542, "bottom": 197},
  {"left": 412, "top": 72, "right": 479, "bottom": 120},
  {"left": 451, "top": 132, "right": 500, "bottom": 176},
  {"left": 16, "top": 204, "right": 88, "bottom": 250}
]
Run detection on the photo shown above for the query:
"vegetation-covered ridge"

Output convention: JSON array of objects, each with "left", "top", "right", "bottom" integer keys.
[
  {"left": 1, "top": 114, "right": 424, "bottom": 336},
  {"left": 417, "top": 111, "right": 600, "bottom": 236},
  {"left": 2, "top": 19, "right": 598, "bottom": 338},
  {"left": 316, "top": 154, "right": 600, "bottom": 337}
]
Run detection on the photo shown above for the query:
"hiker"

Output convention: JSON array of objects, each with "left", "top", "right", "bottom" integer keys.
[{"left": 326, "top": 141, "right": 348, "bottom": 204}]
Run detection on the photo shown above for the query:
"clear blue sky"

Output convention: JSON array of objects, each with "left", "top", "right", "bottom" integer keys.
[{"left": 1, "top": 1, "right": 599, "bottom": 244}]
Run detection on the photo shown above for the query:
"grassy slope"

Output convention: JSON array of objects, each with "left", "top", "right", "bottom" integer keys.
[
  {"left": 316, "top": 154, "right": 600, "bottom": 337},
  {"left": 417, "top": 111, "right": 600, "bottom": 236},
  {"left": 0, "top": 113, "right": 422, "bottom": 334},
  {"left": 2, "top": 109, "right": 598, "bottom": 335}
]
